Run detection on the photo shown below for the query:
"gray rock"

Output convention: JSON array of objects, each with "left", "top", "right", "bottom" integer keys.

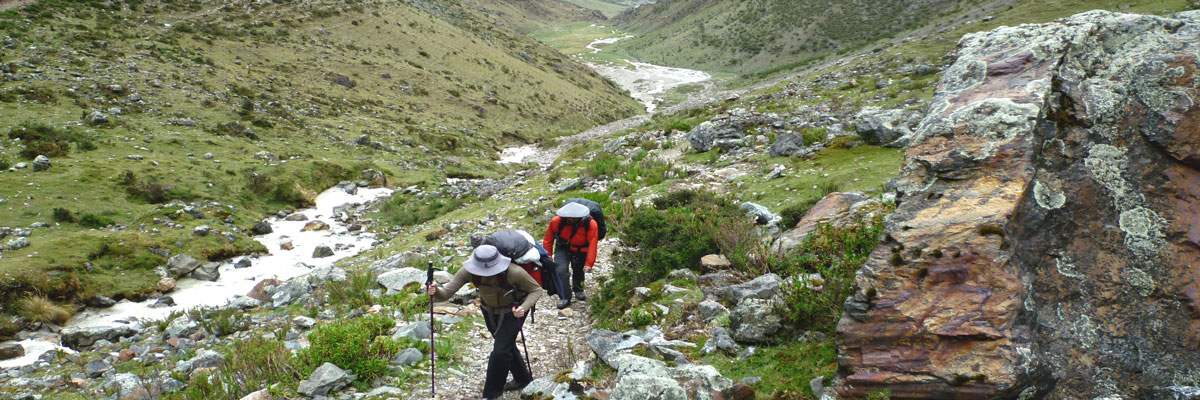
[
  {"left": 161, "top": 377, "right": 185, "bottom": 393},
  {"left": 769, "top": 132, "right": 814, "bottom": 158},
  {"left": 376, "top": 267, "right": 426, "bottom": 295},
  {"left": 4, "top": 236, "right": 29, "bottom": 251},
  {"left": 701, "top": 327, "right": 739, "bottom": 355},
  {"left": 187, "top": 349, "right": 225, "bottom": 370},
  {"left": 556, "top": 177, "right": 583, "bottom": 193},
  {"left": 686, "top": 121, "right": 744, "bottom": 152},
  {"left": 392, "top": 321, "right": 431, "bottom": 341},
  {"left": 366, "top": 386, "right": 402, "bottom": 398},
  {"left": 105, "top": 373, "right": 142, "bottom": 396},
  {"left": 336, "top": 181, "right": 357, "bottom": 195},
  {"left": 164, "top": 316, "right": 200, "bottom": 339},
  {"left": 167, "top": 254, "right": 202, "bottom": 277},
  {"left": 810, "top": 376, "right": 825, "bottom": 397},
  {"left": 31, "top": 155, "right": 51, "bottom": 172},
  {"left": 150, "top": 296, "right": 175, "bottom": 308},
  {"left": 742, "top": 376, "right": 761, "bottom": 385},
  {"left": 235, "top": 258, "right": 252, "bottom": 269},
  {"left": 308, "top": 265, "right": 346, "bottom": 284},
  {"left": 189, "top": 263, "right": 220, "bottom": 281},
  {"left": 86, "top": 295, "right": 117, "bottom": 308},
  {"left": 522, "top": 375, "right": 581, "bottom": 400},
  {"left": 852, "top": 107, "right": 920, "bottom": 147},
  {"left": 721, "top": 274, "right": 782, "bottom": 303},
  {"left": 609, "top": 374, "right": 688, "bottom": 400},
  {"left": 271, "top": 278, "right": 312, "bottom": 308},
  {"left": 293, "top": 316, "right": 317, "bottom": 329},
  {"left": 661, "top": 285, "right": 689, "bottom": 297},
  {"left": 284, "top": 213, "right": 308, "bottom": 222},
  {"left": 84, "top": 111, "right": 108, "bottom": 124},
  {"left": 311, "top": 245, "right": 334, "bottom": 258},
  {"left": 729, "top": 298, "right": 782, "bottom": 343},
  {"left": 252, "top": 221, "right": 273, "bottom": 235},
  {"left": 61, "top": 325, "right": 137, "bottom": 350},
  {"left": 227, "top": 295, "right": 260, "bottom": 310},
  {"left": 297, "top": 362, "right": 355, "bottom": 397},
  {"left": 203, "top": 152, "right": 214, "bottom": 160},
  {"left": 0, "top": 343, "right": 25, "bottom": 361},
  {"left": 586, "top": 329, "right": 646, "bottom": 366},
  {"left": 1159, "top": 386, "right": 1200, "bottom": 400},
  {"left": 697, "top": 300, "right": 729, "bottom": 322},
  {"left": 739, "top": 202, "right": 781, "bottom": 226},
  {"left": 391, "top": 347, "right": 423, "bottom": 366},
  {"left": 667, "top": 269, "right": 697, "bottom": 281},
  {"left": 193, "top": 225, "right": 210, "bottom": 236}
]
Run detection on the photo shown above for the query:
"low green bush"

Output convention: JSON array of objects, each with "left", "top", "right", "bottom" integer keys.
[
  {"left": 298, "top": 314, "right": 401, "bottom": 383},
  {"left": 53, "top": 207, "right": 76, "bottom": 223},
  {"left": 378, "top": 194, "right": 467, "bottom": 227},
  {"left": 778, "top": 198, "right": 819, "bottom": 230},
  {"left": 78, "top": 213, "right": 115, "bottom": 228},
  {"left": 777, "top": 217, "right": 885, "bottom": 332},
  {"left": 8, "top": 122, "right": 88, "bottom": 159}
]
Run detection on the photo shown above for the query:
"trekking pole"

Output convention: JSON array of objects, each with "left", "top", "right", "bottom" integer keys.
[
  {"left": 426, "top": 260, "right": 436, "bottom": 397},
  {"left": 520, "top": 327, "right": 533, "bottom": 376}
]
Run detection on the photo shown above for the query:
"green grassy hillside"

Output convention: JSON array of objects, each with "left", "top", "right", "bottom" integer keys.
[
  {"left": 564, "top": 0, "right": 655, "bottom": 17},
  {"left": 0, "top": 0, "right": 640, "bottom": 314},
  {"left": 461, "top": 0, "right": 606, "bottom": 33}
]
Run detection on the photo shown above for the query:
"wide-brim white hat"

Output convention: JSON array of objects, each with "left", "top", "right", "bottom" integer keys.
[
  {"left": 556, "top": 202, "right": 590, "bottom": 218},
  {"left": 463, "top": 245, "right": 510, "bottom": 276}
]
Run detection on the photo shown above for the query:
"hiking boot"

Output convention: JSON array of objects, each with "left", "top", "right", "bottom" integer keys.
[
  {"left": 504, "top": 380, "right": 531, "bottom": 391},
  {"left": 574, "top": 291, "right": 586, "bottom": 301},
  {"left": 556, "top": 298, "right": 571, "bottom": 309}
]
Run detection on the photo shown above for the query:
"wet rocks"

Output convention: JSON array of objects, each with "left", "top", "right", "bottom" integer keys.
[
  {"left": 61, "top": 325, "right": 137, "bottom": 350},
  {"left": 301, "top": 221, "right": 329, "bottom": 231},
  {"left": 234, "top": 258, "right": 252, "bottom": 269},
  {"left": 836, "top": 10, "right": 1200, "bottom": 399},
  {"left": 252, "top": 221, "right": 272, "bottom": 235},
  {"left": 31, "top": 155, "right": 51, "bottom": 172},
  {"left": 188, "top": 263, "right": 220, "bottom": 281},
  {"left": 167, "top": 254, "right": 201, "bottom": 277},
  {"left": 738, "top": 202, "right": 780, "bottom": 226},
  {"left": 297, "top": 362, "right": 354, "bottom": 398},
  {"left": 0, "top": 343, "right": 23, "bottom": 360},
  {"left": 86, "top": 295, "right": 117, "bottom": 308},
  {"left": 311, "top": 245, "right": 334, "bottom": 258},
  {"left": 157, "top": 277, "right": 176, "bottom": 293}
]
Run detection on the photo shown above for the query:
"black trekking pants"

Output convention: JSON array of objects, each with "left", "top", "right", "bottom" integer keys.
[
  {"left": 554, "top": 242, "right": 587, "bottom": 293},
  {"left": 480, "top": 308, "right": 531, "bottom": 398}
]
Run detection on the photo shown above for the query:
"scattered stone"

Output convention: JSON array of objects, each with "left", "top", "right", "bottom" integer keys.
[
  {"left": 252, "top": 221, "right": 272, "bottom": 235},
  {"left": 297, "top": 362, "right": 354, "bottom": 397},
  {"left": 239, "top": 389, "right": 274, "bottom": 400},
  {"left": 157, "top": 277, "right": 176, "bottom": 293},
  {"left": 0, "top": 343, "right": 24, "bottom": 360},
  {"left": 189, "top": 263, "right": 220, "bottom": 281},
  {"left": 247, "top": 279, "right": 281, "bottom": 302},
  {"left": 700, "top": 254, "right": 731, "bottom": 271},
  {"left": 293, "top": 316, "right": 317, "bottom": 329},
  {"left": 810, "top": 376, "right": 825, "bottom": 396},
  {"left": 739, "top": 202, "right": 781, "bottom": 226},
  {"left": 150, "top": 296, "right": 175, "bottom": 308},
  {"left": 118, "top": 349, "right": 135, "bottom": 361},
  {"left": 701, "top": 327, "right": 739, "bottom": 355},
  {"left": 698, "top": 300, "right": 729, "bottom": 323},
  {"left": 284, "top": 213, "right": 308, "bottom": 222},
  {"left": 668, "top": 269, "right": 698, "bottom": 281},
  {"left": 768, "top": 132, "right": 815, "bottom": 158},
  {"left": 235, "top": 258, "right": 252, "bottom": 269},
  {"left": 86, "top": 295, "right": 117, "bottom": 308},
  {"left": 84, "top": 359, "right": 111, "bottom": 378},
  {"left": 31, "top": 155, "right": 51, "bottom": 172},
  {"left": 62, "top": 326, "right": 137, "bottom": 350},
  {"left": 425, "top": 228, "right": 450, "bottom": 241},
  {"left": 187, "top": 349, "right": 226, "bottom": 370},
  {"left": 729, "top": 298, "right": 782, "bottom": 343},
  {"left": 391, "top": 347, "right": 423, "bottom": 366},
  {"left": 301, "top": 220, "right": 329, "bottom": 232},
  {"left": 280, "top": 240, "right": 294, "bottom": 250},
  {"left": 311, "top": 245, "right": 334, "bottom": 258},
  {"left": 84, "top": 111, "right": 108, "bottom": 124},
  {"left": 392, "top": 321, "right": 431, "bottom": 341},
  {"left": 167, "top": 254, "right": 202, "bottom": 277},
  {"left": 852, "top": 107, "right": 919, "bottom": 148},
  {"left": 721, "top": 274, "right": 782, "bottom": 303}
]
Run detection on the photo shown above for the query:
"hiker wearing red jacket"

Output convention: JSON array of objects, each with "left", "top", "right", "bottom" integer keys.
[{"left": 543, "top": 202, "right": 598, "bottom": 307}]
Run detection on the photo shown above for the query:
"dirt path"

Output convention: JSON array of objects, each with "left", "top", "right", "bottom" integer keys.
[{"left": 422, "top": 238, "right": 620, "bottom": 400}]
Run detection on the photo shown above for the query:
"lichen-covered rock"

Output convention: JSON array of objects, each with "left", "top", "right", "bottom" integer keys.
[
  {"left": 61, "top": 325, "right": 137, "bottom": 350},
  {"left": 729, "top": 298, "right": 782, "bottom": 343},
  {"left": 852, "top": 107, "right": 920, "bottom": 147},
  {"left": 836, "top": 10, "right": 1200, "bottom": 399}
]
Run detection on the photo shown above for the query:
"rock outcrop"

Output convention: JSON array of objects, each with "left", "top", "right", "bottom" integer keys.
[{"left": 836, "top": 10, "right": 1200, "bottom": 399}]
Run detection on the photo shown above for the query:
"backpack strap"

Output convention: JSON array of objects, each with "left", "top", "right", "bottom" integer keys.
[
  {"left": 555, "top": 216, "right": 592, "bottom": 243},
  {"left": 470, "top": 270, "right": 524, "bottom": 305}
]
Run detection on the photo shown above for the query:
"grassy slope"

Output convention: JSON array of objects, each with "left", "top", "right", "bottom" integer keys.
[
  {"left": 0, "top": 0, "right": 641, "bottom": 314},
  {"left": 563, "top": 0, "right": 640, "bottom": 17},
  {"left": 462, "top": 0, "right": 606, "bottom": 33}
]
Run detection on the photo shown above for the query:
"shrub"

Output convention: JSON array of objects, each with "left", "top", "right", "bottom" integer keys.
[
  {"left": 379, "top": 194, "right": 466, "bottom": 227},
  {"left": 801, "top": 127, "right": 827, "bottom": 146},
  {"left": 298, "top": 315, "right": 401, "bottom": 382},
  {"left": 18, "top": 295, "right": 73, "bottom": 325},
  {"left": 8, "top": 122, "right": 87, "bottom": 159},
  {"left": 120, "top": 171, "right": 197, "bottom": 203},
  {"left": 587, "top": 153, "right": 621, "bottom": 178},
  {"left": 819, "top": 181, "right": 841, "bottom": 196},
  {"left": 0, "top": 155, "right": 9, "bottom": 170},
  {"left": 779, "top": 198, "right": 819, "bottom": 230},
  {"left": 78, "top": 213, "right": 115, "bottom": 228},
  {"left": 776, "top": 216, "right": 886, "bottom": 332},
  {"left": 53, "top": 207, "right": 76, "bottom": 223}
]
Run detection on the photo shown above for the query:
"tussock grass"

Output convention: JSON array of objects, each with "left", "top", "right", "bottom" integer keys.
[{"left": 18, "top": 295, "right": 73, "bottom": 325}]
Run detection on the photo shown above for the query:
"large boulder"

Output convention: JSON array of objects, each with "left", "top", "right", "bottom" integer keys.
[
  {"left": 586, "top": 328, "right": 733, "bottom": 400},
  {"left": 768, "top": 132, "right": 815, "bottom": 158},
  {"left": 297, "top": 362, "right": 354, "bottom": 397},
  {"left": 61, "top": 325, "right": 137, "bottom": 350},
  {"left": 720, "top": 274, "right": 781, "bottom": 303},
  {"left": 188, "top": 263, "right": 220, "bottom": 281},
  {"left": 0, "top": 343, "right": 23, "bottom": 360},
  {"left": 685, "top": 108, "right": 776, "bottom": 152},
  {"left": 852, "top": 107, "right": 920, "bottom": 147},
  {"left": 376, "top": 267, "right": 426, "bottom": 295},
  {"left": 167, "top": 254, "right": 202, "bottom": 277},
  {"left": 729, "top": 298, "right": 782, "bottom": 343},
  {"left": 835, "top": 10, "right": 1200, "bottom": 399}
]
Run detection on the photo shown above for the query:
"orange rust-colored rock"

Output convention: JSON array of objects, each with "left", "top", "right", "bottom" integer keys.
[{"left": 835, "top": 10, "right": 1200, "bottom": 400}]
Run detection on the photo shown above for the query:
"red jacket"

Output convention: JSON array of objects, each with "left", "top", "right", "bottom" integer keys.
[{"left": 543, "top": 216, "right": 599, "bottom": 267}]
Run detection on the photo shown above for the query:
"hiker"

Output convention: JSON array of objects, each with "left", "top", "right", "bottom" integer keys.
[
  {"left": 542, "top": 202, "right": 599, "bottom": 307},
  {"left": 484, "top": 229, "right": 571, "bottom": 309},
  {"left": 426, "top": 245, "right": 544, "bottom": 399}
]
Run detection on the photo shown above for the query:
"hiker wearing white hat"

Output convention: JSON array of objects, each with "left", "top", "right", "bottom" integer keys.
[
  {"left": 426, "top": 245, "right": 545, "bottom": 398},
  {"left": 542, "top": 201, "right": 600, "bottom": 308}
]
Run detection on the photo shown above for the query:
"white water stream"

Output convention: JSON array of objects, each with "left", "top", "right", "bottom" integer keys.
[{"left": 0, "top": 186, "right": 393, "bottom": 369}]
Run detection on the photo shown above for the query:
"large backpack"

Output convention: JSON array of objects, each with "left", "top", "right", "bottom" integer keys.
[
  {"left": 483, "top": 230, "right": 562, "bottom": 296},
  {"left": 561, "top": 198, "right": 607, "bottom": 241}
]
